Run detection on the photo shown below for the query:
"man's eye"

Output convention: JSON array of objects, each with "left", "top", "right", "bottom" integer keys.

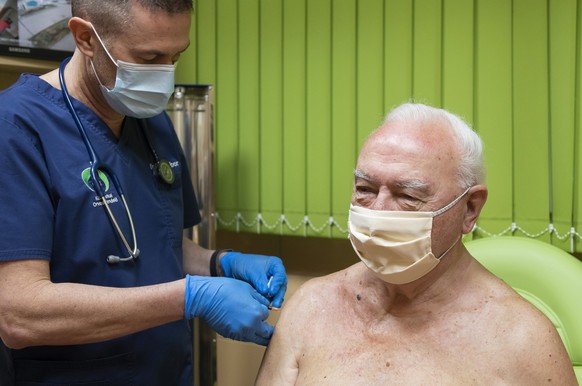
[
  {"left": 397, "top": 195, "right": 425, "bottom": 211},
  {"left": 397, "top": 193, "right": 423, "bottom": 205},
  {"left": 356, "top": 186, "right": 374, "bottom": 194}
]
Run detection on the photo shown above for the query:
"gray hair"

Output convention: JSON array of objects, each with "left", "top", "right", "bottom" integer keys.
[
  {"left": 383, "top": 103, "right": 486, "bottom": 188},
  {"left": 71, "top": 0, "right": 193, "bottom": 37}
]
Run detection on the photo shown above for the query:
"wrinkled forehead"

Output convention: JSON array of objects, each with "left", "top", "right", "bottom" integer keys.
[
  {"left": 366, "top": 119, "right": 459, "bottom": 156},
  {"left": 356, "top": 120, "right": 461, "bottom": 186},
  {"left": 381, "top": 117, "right": 456, "bottom": 144}
]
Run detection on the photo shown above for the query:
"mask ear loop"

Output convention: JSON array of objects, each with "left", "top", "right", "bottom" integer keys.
[
  {"left": 432, "top": 186, "right": 472, "bottom": 217},
  {"left": 89, "top": 60, "right": 108, "bottom": 89},
  {"left": 435, "top": 235, "right": 462, "bottom": 260},
  {"left": 89, "top": 22, "right": 118, "bottom": 67},
  {"left": 432, "top": 187, "right": 472, "bottom": 260},
  {"left": 88, "top": 23, "right": 119, "bottom": 91}
]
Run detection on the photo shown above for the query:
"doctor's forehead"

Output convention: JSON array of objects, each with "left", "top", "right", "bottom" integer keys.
[{"left": 121, "top": 8, "right": 191, "bottom": 54}]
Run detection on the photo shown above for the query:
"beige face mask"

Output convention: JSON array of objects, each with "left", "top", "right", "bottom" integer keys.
[{"left": 348, "top": 188, "right": 470, "bottom": 285}]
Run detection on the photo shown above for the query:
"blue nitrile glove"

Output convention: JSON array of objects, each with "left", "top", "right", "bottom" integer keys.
[
  {"left": 184, "top": 275, "right": 273, "bottom": 346},
  {"left": 219, "top": 252, "right": 288, "bottom": 309}
]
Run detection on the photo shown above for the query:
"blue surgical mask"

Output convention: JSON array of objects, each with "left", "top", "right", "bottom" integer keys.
[{"left": 90, "top": 24, "right": 175, "bottom": 118}]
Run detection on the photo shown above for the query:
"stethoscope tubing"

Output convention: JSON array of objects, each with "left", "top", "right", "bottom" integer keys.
[{"left": 58, "top": 57, "right": 139, "bottom": 262}]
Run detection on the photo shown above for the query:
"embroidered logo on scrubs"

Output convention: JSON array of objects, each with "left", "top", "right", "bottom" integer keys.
[{"left": 81, "top": 168, "right": 110, "bottom": 193}]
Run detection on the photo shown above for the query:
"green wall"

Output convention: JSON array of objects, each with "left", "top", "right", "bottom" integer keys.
[{"left": 177, "top": 0, "right": 582, "bottom": 252}]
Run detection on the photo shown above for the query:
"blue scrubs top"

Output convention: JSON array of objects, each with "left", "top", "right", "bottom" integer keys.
[{"left": 0, "top": 73, "right": 201, "bottom": 385}]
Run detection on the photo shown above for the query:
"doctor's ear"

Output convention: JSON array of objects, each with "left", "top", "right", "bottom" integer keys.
[
  {"left": 462, "top": 185, "right": 488, "bottom": 234},
  {"left": 68, "top": 17, "right": 96, "bottom": 58}
]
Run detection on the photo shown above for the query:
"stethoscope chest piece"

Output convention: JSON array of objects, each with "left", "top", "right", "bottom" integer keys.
[{"left": 154, "top": 159, "right": 175, "bottom": 185}]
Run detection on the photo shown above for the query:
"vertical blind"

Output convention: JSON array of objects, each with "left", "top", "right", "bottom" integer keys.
[{"left": 176, "top": 0, "right": 582, "bottom": 253}]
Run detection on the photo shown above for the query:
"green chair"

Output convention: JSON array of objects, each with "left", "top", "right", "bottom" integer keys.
[{"left": 465, "top": 236, "right": 582, "bottom": 383}]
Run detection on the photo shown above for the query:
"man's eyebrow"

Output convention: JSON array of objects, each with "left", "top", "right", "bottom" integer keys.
[
  {"left": 354, "top": 169, "right": 431, "bottom": 193},
  {"left": 395, "top": 179, "right": 431, "bottom": 192},
  {"left": 354, "top": 169, "right": 374, "bottom": 182}
]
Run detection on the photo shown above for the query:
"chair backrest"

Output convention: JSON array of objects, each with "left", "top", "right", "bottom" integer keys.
[{"left": 465, "top": 236, "right": 582, "bottom": 383}]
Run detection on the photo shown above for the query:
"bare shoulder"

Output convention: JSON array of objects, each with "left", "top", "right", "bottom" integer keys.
[
  {"left": 280, "top": 264, "right": 360, "bottom": 318},
  {"left": 475, "top": 271, "right": 576, "bottom": 383},
  {"left": 269, "top": 264, "right": 361, "bottom": 347},
  {"left": 480, "top": 273, "right": 560, "bottom": 340},
  {"left": 477, "top": 271, "right": 557, "bottom": 343}
]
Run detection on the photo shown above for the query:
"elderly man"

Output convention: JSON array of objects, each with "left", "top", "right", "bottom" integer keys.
[{"left": 255, "top": 103, "right": 576, "bottom": 385}]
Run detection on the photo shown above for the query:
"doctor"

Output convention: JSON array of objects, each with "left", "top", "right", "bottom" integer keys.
[{"left": 0, "top": 1, "right": 287, "bottom": 385}]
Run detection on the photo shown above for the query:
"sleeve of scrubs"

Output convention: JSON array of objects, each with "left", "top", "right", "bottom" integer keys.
[{"left": 0, "top": 118, "right": 54, "bottom": 261}]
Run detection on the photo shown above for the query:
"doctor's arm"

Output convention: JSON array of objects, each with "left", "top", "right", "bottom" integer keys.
[
  {"left": 0, "top": 257, "right": 275, "bottom": 348},
  {"left": 0, "top": 258, "right": 186, "bottom": 349}
]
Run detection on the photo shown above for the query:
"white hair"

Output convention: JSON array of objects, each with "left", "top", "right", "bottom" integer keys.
[{"left": 383, "top": 103, "right": 486, "bottom": 188}]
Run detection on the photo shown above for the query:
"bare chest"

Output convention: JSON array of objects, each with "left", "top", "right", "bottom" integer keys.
[{"left": 294, "top": 311, "right": 509, "bottom": 385}]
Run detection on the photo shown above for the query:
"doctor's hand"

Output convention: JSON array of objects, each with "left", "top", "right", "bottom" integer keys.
[
  {"left": 219, "top": 252, "right": 288, "bottom": 309},
  {"left": 184, "top": 275, "right": 273, "bottom": 346}
]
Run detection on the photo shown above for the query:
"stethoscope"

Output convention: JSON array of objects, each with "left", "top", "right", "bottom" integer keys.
[{"left": 59, "top": 57, "right": 175, "bottom": 264}]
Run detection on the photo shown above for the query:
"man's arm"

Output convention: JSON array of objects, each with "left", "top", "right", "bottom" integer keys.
[
  {"left": 255, "top": 323, "right": 299, "bottom": 386},
  {"left": 255, "top": 280, "right": 320, "bottom": 385},
  {"left": 0, "top": 259, "right": 185, "bottom": 349}
]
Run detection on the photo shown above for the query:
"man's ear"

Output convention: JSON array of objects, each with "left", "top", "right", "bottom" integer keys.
[
  {"left": 462, "top": 185, "right": 488, "bottom": 234},
  {"left": 68, "top": 17, "right": 96, "bottom": 58}
]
